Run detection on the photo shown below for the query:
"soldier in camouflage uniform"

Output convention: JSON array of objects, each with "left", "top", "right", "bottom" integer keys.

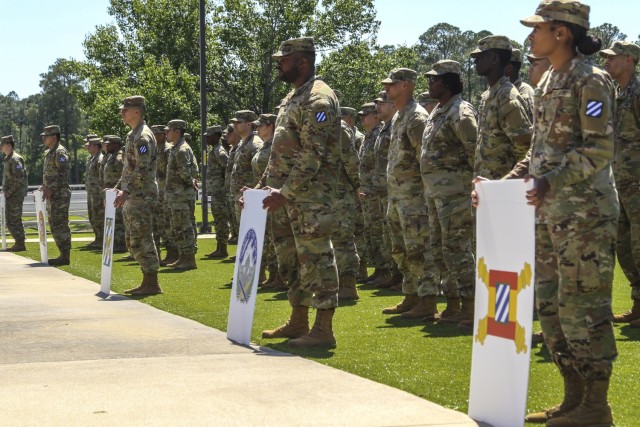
[
  {"left": 421, "top": 60, "right": 478, "bottom": 324},
  {"left": 471, "top": 35, "right": 533, "bottom": 180},
  {"left": 506, "top": 48, "right": 536, "bottom": 120},
  {"left": 1, "top": 135, "right": 28, "bottom": 251},
  {"left": 260, "top": 37, "right": 341, "bottom": 348},
  {"left": 251, "top": 114, "right": 285, "bottom": 289},
  {"left": 527, "top": 53, "right": 552, "bottom": 87},
  {"left": 203, "top": 125, "right": 230, "bottom": 259},
  {"left": 114, "top": 96, "right": 162, "bottom": 295},
  {"left": 102, "top": 136, "right": 127, "bottom": 253},
  {"left": 84, "top": 135, "right": 104, "bottom": 249},
  {"left": 225, "top": 125, "right": 240, "bottom": 244},
  {"left": 418, "top": 92, "right": 439, "bottom": 114},
  {"left": 600, "top": 41, "right": 640, "bottom": 327},
  {"left": 380, "top": 68, "right": 440, "bottom": 319},
  {"left": 518, "top": 3, "right": 618, "bottom": 424},
  {"left": 165, "top": 119, "right": 199, "bottom": 270},
  {"left": 40, "top": 125, "right": 72, "bottom": 266}
]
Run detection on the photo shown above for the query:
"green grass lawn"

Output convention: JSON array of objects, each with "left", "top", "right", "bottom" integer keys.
[{"left": 18, "top": 240, "right": 640, "bottom": 426}]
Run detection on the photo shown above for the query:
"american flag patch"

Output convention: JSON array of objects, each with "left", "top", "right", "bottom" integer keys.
[
  {"left": 316, "top": 111, "right": 327, "bottom": 123},
  {"left": 585, "top": 100, "right": 603, "bottom": 118}
]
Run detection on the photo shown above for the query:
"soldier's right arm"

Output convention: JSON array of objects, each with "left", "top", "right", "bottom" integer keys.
[
  {"left": 341, "top": 123, "right": 360, "bottom": 190},
  {"left": 454, "top": 104, "right": 479, "bottom": 170}
]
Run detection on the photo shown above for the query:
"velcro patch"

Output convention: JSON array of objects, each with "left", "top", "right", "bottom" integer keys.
[
  {"left": 59, "top": 156, "right": 66, "bottom": 162},
  {"left": 585, "top": 100, "right": 603, "bottom": 118},
  {"left": 316, "top": 111, "right": 327, "bottom": 123},
  {"left": 139, "top": 145, "right": 148, "bottom": 154},
  {"left": 16, "top": 164, "right": 22, "bottom": 170}
]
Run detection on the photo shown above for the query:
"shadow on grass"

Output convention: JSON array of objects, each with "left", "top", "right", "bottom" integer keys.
[
  {"left": 265, "top": 341, "right": 336, "bottom": 359},
  {"left": 531, "top": 342, "right": 553, "bottom": 363},
  {"left": 159, "top": 268, "right": 193, "bottom": 274},
  {"left": 262, "top": 291, "right": 288, "bottom": 301},
  {"left": 377, "top": 315, "right": 428, "bottom": 329},
  {"left": 26, "top": 262, "right": 50, "bottom": 267},
  {"left": 618, "top": 324, "right": 640, "bottom": 341},
  {"left": 420, "top": 322, "right": 473, "bottom": 338}
]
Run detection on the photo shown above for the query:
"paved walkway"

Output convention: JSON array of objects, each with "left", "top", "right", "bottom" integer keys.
[{"left": 0, "top": 252, "right": 487, "bottom": 427}]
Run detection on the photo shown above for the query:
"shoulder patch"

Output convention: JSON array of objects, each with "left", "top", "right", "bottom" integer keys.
[
  {"left": 59, "top": 156, "right": 66, "bottom": 163},
  {"left": 16, "top": 163, "right": 22, "bottom": 170},
  {"left": 585, "top": 100, "right": 603, "bottom": 118},
  {"left": 139, "top": 145, "right": 148, "bottom": 154},
  {"left": 316, "top": 111, "right": 328, "bottom": 123}
]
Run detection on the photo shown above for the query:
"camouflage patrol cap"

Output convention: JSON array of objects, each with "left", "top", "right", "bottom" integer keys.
[
  {"left": 119, "top": 95, "right": 146, "bottom": 110},
  {"left": 253, "top": 114, "right": 277, "bottom": 126},
  {"left": 231, "top": 110, "right": 258, "bottom": 123},
  {"left": 358, "top": 103, "right": 377, "bottom": 116},
  {"left": 165, "top": 119, "right": 187, "bottom": 130},
  {"left": 84, "top": 134, "right": 101, "bottom": 145},
  {"left": 510, "top": 49, "right": 523, "bottom": 63},
  {"left": 520, "top": 0, "right": 590, "bottom": 30},
  {"left": 203, "top": 125, "right": 223, "bottom": 136},
  {"left": 425, "top": 59, "right": 462, "bottom": 76},
  {"left": 184, "top": 133, "right": 192, "bottom": 143},
  {"left": 150, "top": 125, "right": 166, "bottom": 134},
  {"left": 381, "top": 68, "right": 418, "bottom": 84},
  {"left": 599, "top": 41, "right": 640, "bottom": 62},
  {"left": 272, "top": 37, "right": 315, "bottom": 59},
  {"left": 470, "top": 35, "right": 513, "bottom": 57},
  {"left": 418, "top": 92, "right": 438, "bottom": 105},
  {"left": 103, "top": 135, "right": 122, "bottom": 145},
  {"left": 40, "top": 125, "right": 60, "bottom": 136},
  {"left": 374, "top": 90, "right": 390, "bottom": 103},
  {"left": 340, "top": 107, "right": 357, "bottom": 117},
  {"left": 1, "top": 135, "right": 14, "bottom": 145}
]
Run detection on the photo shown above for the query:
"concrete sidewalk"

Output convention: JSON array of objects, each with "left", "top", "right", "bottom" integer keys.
[{"left": 0, "top": 252, "right": 486, "bottom": 427}]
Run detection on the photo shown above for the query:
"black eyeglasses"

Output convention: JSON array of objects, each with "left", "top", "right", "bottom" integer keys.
[{"left": 427, "top": 76, "right": 442, "bottom": 84}]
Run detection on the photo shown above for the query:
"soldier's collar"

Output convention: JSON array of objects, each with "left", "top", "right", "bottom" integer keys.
[{"left": 293, "top": 75, "right": 317, "bottom": 96}]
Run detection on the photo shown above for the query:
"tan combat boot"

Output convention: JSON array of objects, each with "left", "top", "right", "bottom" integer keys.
[
  {"left": 531, "top": 331, "right": 545, "bottom": 345},
  {"left": 262, "top": 305, "right": 309, "bottom": 339},
  {"left": 546, "top": 379, "right": 612, "bottom": 427},
  {"left": 130, "top": 272, "right": 163, "bottom": 296},
  {"left": 382, "top": 294, "right": 419, "bottom": 314},
  {"left": 160, "top": 247, "right": 179, "bottom": 266},
  {"left": 357, "top": 262, "right": 369, "bottom": 283},
  {"left": 362, "top": 268, "right": 381, "bottom": 284},
  {"left": 288, "top": 308, "right": 336, "bottom": 348},
  {"left": 368, "top": 269, "right": 390, "bottom": 287},
  {"left": 206, "top": 241, "right": 228, "bottom": 259},
  {"left": 375, "top": 270, "right": 403, "bottom": 289},
  {"left": 7, "top": 239, "right": 26, "bottom": 252},
  {"left": 338, "top": 275, "right": 359, "bottom": 300},
  {"left": 174, "top": 253, "right": 197, "bottom": 270},
  {"left": 613, "top": 298, "right": 640, "bottom": 323},
  {"left": 124, "top": 275, "right": 147, "bottom": 294},
  {"left": 48, "top": 249, "right": 70, "bottom": 266},
  {"left": 630, "top": 318, "right": 640, "bottom": 328},
  {"left": 264, "top": 271, "right": 287, "bottom": 290},
  {"left": 436, "top": 297, "right": 461, "bottom": 320},
  {"left": 439, "top": 297, "right": 474, "bottom": 325},
  {"left": 401, "top": 295, "right": 438, "bottom": 320},
  {"left": 525, "top": 367, "right": 584, "bottom": 423},
  {"left": 166, "top": 253, "right": 184, "bottom": 268}
]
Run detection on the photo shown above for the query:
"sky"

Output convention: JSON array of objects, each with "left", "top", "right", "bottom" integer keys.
[{"left": 2, "top": 0, "right": 639, "bottom": 98}]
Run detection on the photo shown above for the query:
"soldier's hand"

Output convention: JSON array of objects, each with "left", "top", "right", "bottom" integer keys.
[
  {"left": 262, "top": 187, "right": 287, "bottom": 212},
  {"left": 471, "top": 176, "right": 488, "bottom": 208},
  {"left": 192, "top": 178, "right": 199, "bottom": 191},
  {"left": 114, "top": 190, "right": 128, "bottom": 208},
  {"left": 525, "top": 175, "right": 549, "bottom": 209},
  {"left": 42, "top": 187, "right": 52, "bottom": 201}
]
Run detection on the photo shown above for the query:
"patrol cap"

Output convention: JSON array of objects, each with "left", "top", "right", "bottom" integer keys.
[
  {"left": 165, "top": 119, "right": 187, "bottom": 130},
  {"left": 510, "top": 48, "right": 523, "bottom": 63},
  {"left": 231, "top": 110, "right": 258, "bottom": 123},
  {"left": 103, "top": 135, "right": 122, "bottom": 145},
  {"left": 341, "top": 107, "right": 357, "bottom": 117},
  {"left": 203, "top": 125, "right": 223, "bottom": 136},
  {"left": 272, "top": 37, "right": 315, "bottom": 59},
  {"left": 470, "top": 35, "right": 513, "bottom": 57},
  {"left": 381, "top": 68, "right": 418, "bottom": 84},
  {"left": 184, "top": 133, "right": 192, "bottom": 143},
  {"left": 425, "top": 59, "right": 462, "bottom": 76},
  {"left": 150, "top": 125, "right": 166, "bottom": 134},
  {"left": 374, "top": 90, "right": 390, "bottom": 103},
  {"left": 40, "top": 125, "right": 60, "bottom": 136},
  {"left": 520, "top": 0, "right": 590, "bottom": 30},
  {"left": 1, "top": 135, "right": 14, "bottom": 145},
  {"left": 599, "top": 41, "right": 640, "bottom": 62},
  {"left": 119, "top": 95, "right": 146, "bottom": 110},
  {"left": 358, "top": 103, "right": 377, "bottom": 116},
  {"left": 84, "top": 134, "right": 101, "bottom": 146},
  {"left": 253, "top": 114, "right": 277, "bottom": 126},
  {"left": 418, "top": 92, "right": 438, "bottom": 105}
]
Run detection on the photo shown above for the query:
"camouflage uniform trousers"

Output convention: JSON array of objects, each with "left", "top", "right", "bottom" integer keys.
[
  {"left": 5, "top": 193, "right": 27, "bottom": 241},
  {"left": 331, "top": 186, "right": 360, "bottom": 278},
  {"left": 615, "top": 180, "right": 640, "bottom": 300},
  {"left": 535, "top": 219, "right": 618, "bottom": 380},
  {"left": 161, "top": 195, "right": 178, "bottom": 252},
  {"left": 47, "top": 190, "right": 72, "bottom": 252},
  {"left": 263, "top": 221, "right": 278, "bottom": 273},
  {"left": 354, "top": 199, "right": 369, "bottom": 265},
  {"left": 362, "top": 195, "right": 392, "bottom": 270},
  {"left": 123, "top": 197, "right": 159, "bottom": 273},
  {"left": 228, "top": 192, "right": 239, "bottom": 240},
  {"left": 426, "top": 196, "right": 475, "bottom": 299},
  {"left": 209, "top": 191, "right": 229, "bottom": 245},
  {"left": 170, "top": 199, "right": 197, "bottom": 256},
  {"left": 87, "top": 189, "right": 104, "bottom": 242},
  {"left": 270, "top": 201, "right": 339, "bottom": 309},
  {"left": 152, "top": 189, "right": 171, "bottom": 251}
]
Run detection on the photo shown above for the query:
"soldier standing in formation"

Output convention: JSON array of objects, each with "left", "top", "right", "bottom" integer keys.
[
  {"left": 84, "top": 134, "right": 104, "bottom": 249},
  {"left": 102, "top": 135, "right": 127, "bottom": 253},
  {"left": 506, "top": 48, "right": 536, "bottom": 120},
  {"left": 1, "top": 135, "right": 28, "bottom": 252},
  {"left": 151, "top": 124, "right": 176, "bottom": 264},
  {"left": 204, "top": 125, "right": 230, "bottom": 259},
  {"left": 225, "top": 125, "right": 240, "bottom": 245},
  {"left": 40, "top": 125, "right": 72, "bottom": 266}
]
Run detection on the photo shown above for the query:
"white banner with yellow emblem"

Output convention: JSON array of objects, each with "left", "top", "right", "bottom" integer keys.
[
  {"left": 34, "top": 190, "right": 49, "bottom": 264},
  {"left": 99, "top": 189, "right": 117, "bottom": 295},
  {"left": 468, "top": 179, "right": 535, "bottom": 427},
  {"left": 0, "top": 194, "right": 6, "bottom": 251},
  {"left": 227, "top": 189, "right": 268, "bottom": 345}
]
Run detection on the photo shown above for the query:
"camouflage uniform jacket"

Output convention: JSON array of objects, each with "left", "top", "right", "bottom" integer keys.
[
  {"left": 206, "top": 142, "right": 229, "bottom": 196},
  {"left": 474, "top": 76, "right": 532, "bottom": 179},
  {"left": 85, "top": 153, "right": 103, "bottom": 195},
  {"left": 613, "top": 74, "right": 640, "bottom": 183},
  {"left": 514, "top": 78, "right": 536, "bottom": 122},
  {"left": 530, "top": 55, "right": 618, "bottom": 223},
  {"left": 260, "top": 75, "right": 341, "bottom": 203},
  {"left": 338, "top": 121, "right": 360, "bottom": 191},
  {"left": 225, "top": 146, "right": 237, "bottom": 193},
  {"left": 156, "top": 142, "right": 172, "bottom": 195},
  {"left": 2, "top": 151, "right": 28, "bottom": 198},
  {"left": 166, "top": 138, "right": 198, "bottom": 203},
  {"left": 421, "top": 94, "right": 478, "bottom": 201},
  {"left": 373, "top": 121, "right": 391, "bottom": 197},
  {"left": 251, "top": 137, "right": 272, "bottom": 181},
  {"left": 231, "top": 133, "right": 263, "bottom": 194},
  {"left": 353, "top": 127, "right": 365, "bottom": 151},
  {"left": 98, "top": 151, "right": 108, "bottom": 188},
  {"left": 387, "top": 99, "right": 429, "bottom": 200},
  {"left": 103, "top": 150, "right": 124, "bottom": 189},
  {"left": 359, "top": 123, "right": 382, "bottom": 195},
  {"left": 43, "top": 141, "right": 71, "bottom": 194},
  {"left": 120, "top": 121, "right": 158, "bottom": 201}
]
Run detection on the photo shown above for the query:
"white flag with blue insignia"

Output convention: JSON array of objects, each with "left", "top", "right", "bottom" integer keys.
[{"left": 34, "top": 190, "right": 49, "bottom": 264}]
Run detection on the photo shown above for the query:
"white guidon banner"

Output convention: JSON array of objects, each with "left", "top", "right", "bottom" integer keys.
[
  {"left": 34, "top": 190, "right": 49, "bottom": 264},
  {"left": 99, "top": 189, "right": 117, "bottom": 295},
  {"left": 0, "top": 194, "right": 6, "bottom": 251},
  {"left": 468, "top": 179, "right": 536, "bottom": 427},
  {"left": 227, "top": 189, "right": 268, "bottom": 346}
]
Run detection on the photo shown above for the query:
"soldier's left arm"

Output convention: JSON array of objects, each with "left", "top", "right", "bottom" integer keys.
[
  {"left": 502, "top": 95, "right": 533, "bottom": 159},
  {"left": 543, "top": 74, "right": 615, "bottom": 190},
  {"left": 50, "top": 150, "right": 70, "bottom": 192},
  {"left": 454, "top": 105, "right": 479, "bottom": 170},
  {"left": 408, "top": 113, "right": 428, "bottom": 161}
]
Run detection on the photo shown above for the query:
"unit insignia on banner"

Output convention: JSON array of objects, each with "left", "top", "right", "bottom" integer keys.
[
  {"left": 475, "top": 257, "right": 532, "bottom": 353},
  {"left": 37, "top": 211, "right": 46, "bottom": 244},
  {"left": 103, "top": 217, "right": 114, "bottom": 266},
  {"left": 236, "top": 228, "right": 258, "bottom": 304}
]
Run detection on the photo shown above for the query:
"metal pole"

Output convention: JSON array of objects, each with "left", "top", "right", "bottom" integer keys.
[{"left": 199, "top": 0, "right": 211, "bottom": 233}]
